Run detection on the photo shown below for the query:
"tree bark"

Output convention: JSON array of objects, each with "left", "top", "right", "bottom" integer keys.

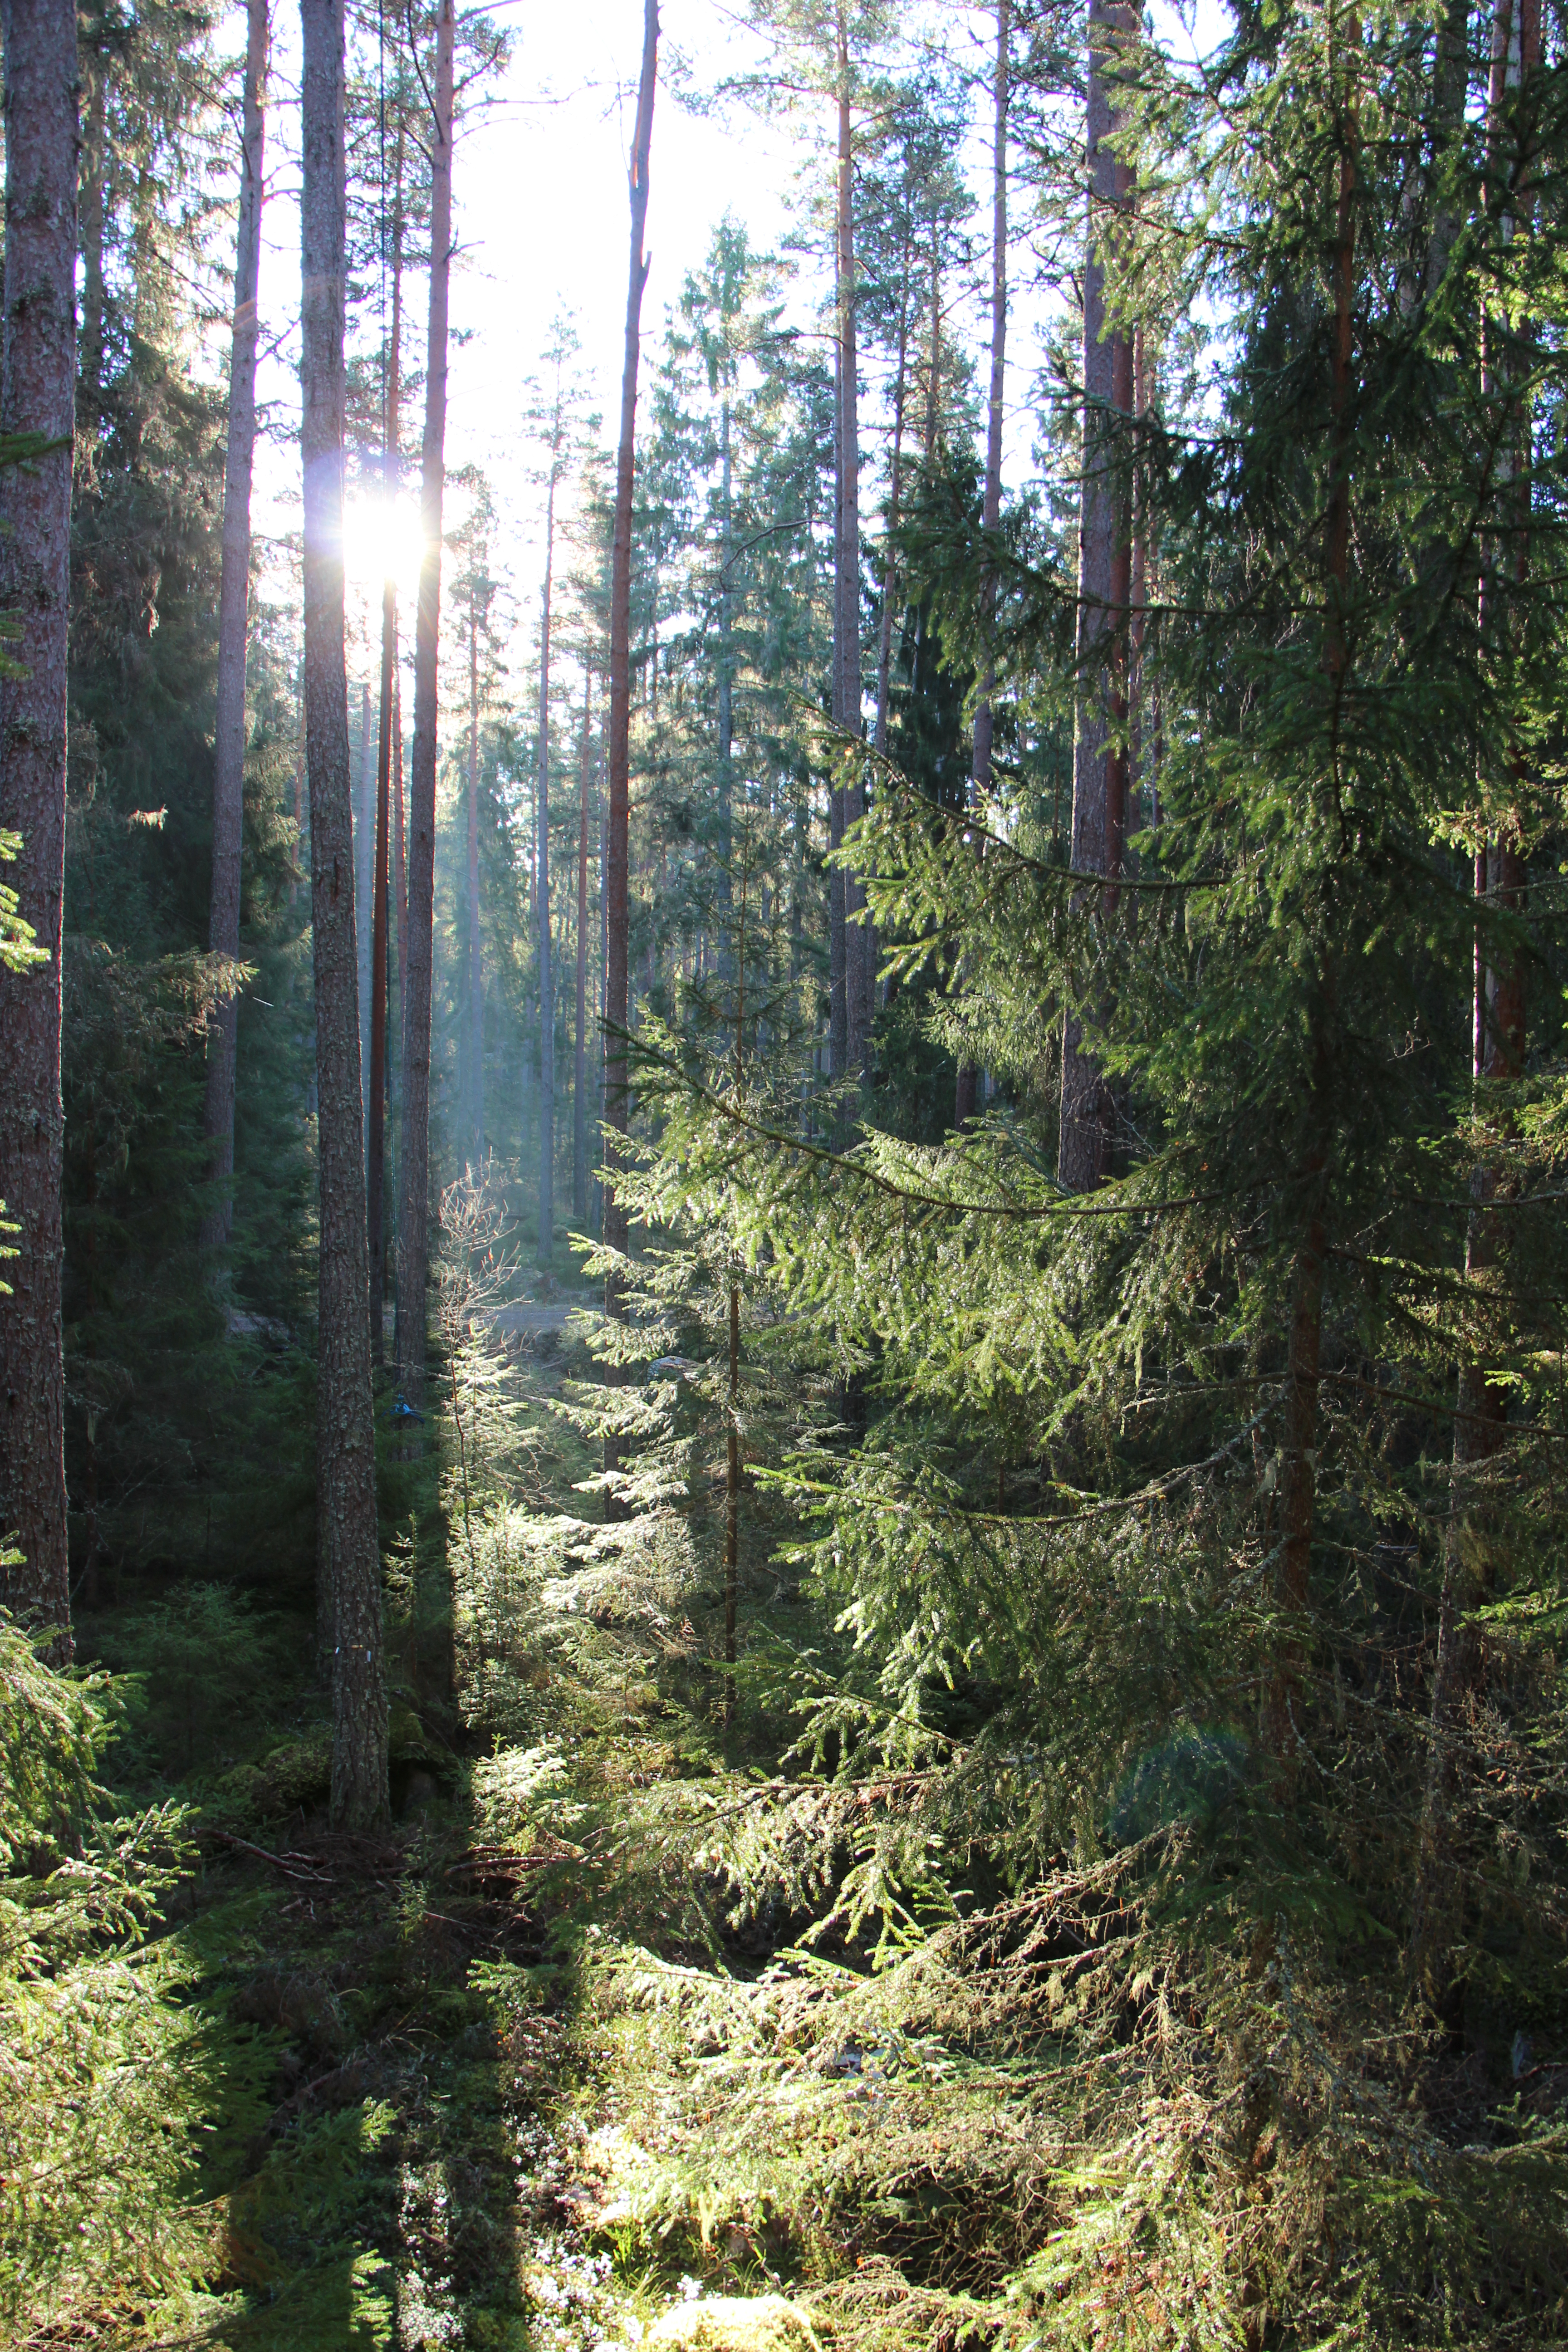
[
  {"left": 368, "top": 97, "right": 403, "bottom": 1365},
  {"left": 957, "top": 0, "right": 1009, "bottom": 1130},
  {"left": 300, "top": 0, "right": 387, "bottom": 1833},
  {"left": 536, "top": 480, "right": 556, "bottom": 1263},
  {"left": 468, "top": 580, "right": 485, "bottom": 1171},
  {"left": 833, "top": 10, "right": 868, "bottom": 1078},
  {"left": 396, "top": 0, "right": 454, "bottom": 1415},
  {"left": 604, "top": 0, "right": 658, "bottom": 1369},
  {"left": 1058, "top": 0, "right": 1135, "bottom": 1191},
  {"left": 201, "top": 0, "right": 269, "bottom": 1260},
  {"left": 873, "top": 226, "right": 911, "bottom": 762},
  {"left": 0, "top": 0, "right": 77, "bottom": 1655},
  {"left": 573, "top": 674, "right": 592, "bottom": 1222},
  {"left": 356, "top": 678, "right": 374, "bottom": 1156}
]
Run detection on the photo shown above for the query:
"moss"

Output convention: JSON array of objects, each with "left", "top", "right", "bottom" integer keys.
[{"left": 646, "top": 2297, "right": 823, "bottom": 2352}]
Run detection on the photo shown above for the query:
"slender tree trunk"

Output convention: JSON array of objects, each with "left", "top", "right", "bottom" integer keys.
[
  {"left": 368, "top": 107, "right": 404, "bottom": 1366},
  {"left": 834, "top": 12, "right": 869, "bottom": 1077},
  {"left": 300, "top": 0, "right": 387, "bottom": 1832},
  {"left": 604, "top": 0, "right": 658, "bottom": 1386},
  {"left": 1058, "top": 0, "right": 1136, "bottom": 1191},
  {"left": 1410, "top": 0, "right": 1534, "bottom": 2006},
  {"left": 356, "top": 679, "right": 374, "bottom": 1156},
  {"left": 573, "top": 673, "right": 592, "bottom": 1222},
  {"left": 536, "top": 483, "right": 556, "bottom": 1263},
  {"left": 395, "top": 0, "right": 454, "bottom": 1415},
  {"left": 0, "top": 0, "right": 77, "bottom": 1655},
  {"left": 725, "top": 875, "right": 746, "bottom": 1730},
  {"left": 828, "top": 337, "right": 848, "bottom": 1083},
  {"left": 469, "top": 582, "right": 485, "bottom": 1170},
  {"left": 393, "top": 676, "right": 406, "bottom": 1040},
  {"left": 957, "top": 0, "right": 1009, "bottom": 1130},
  {"left": 717, "top": 395, "right": 734, "bottom": 990},
  {"left": 873, "top": 228, "right": 911, "bottom": 762},
  {"left": 201, "top": 0, "right": 269, "bottom": 1262}
]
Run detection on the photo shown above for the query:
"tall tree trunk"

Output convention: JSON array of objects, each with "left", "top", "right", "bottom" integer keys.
[
  {"left": 1409, "top": 0, "right": 1534, "bottom": 2007},
  {"left": 724, "top": 870, "right": 746, "bottom": 1730},
  {"left": 201, "top": 0, "right": 269, "bottom": 1262},
  {"left": 368, "top": 102, "right": 404, "bottom": 1366},
  {"left": 1058, "top": 0, "right": 1135, "bottom": 1191},
  {"left": 78, "top": 30, "right": 105, "bottom": 421},
  {"left": 468, "top": 581, "right": 485, "bottom": 1170},
  {"left": 834, "top": 10, "right": 868, "bottom": 1078},
  {"left": 957, "top": 0, "right": 1009, "bottom": 1130},
  {"left": 873, "top": 226, "right": 911, "bottom": 761},
  {"left": 0, "top": 0, "right": 77, "bottom": 1656},
  {"left": 395, "top": 0, "right": 454, "bottom": 1415},
  {"left": 828, "top": 338, "right": 848, "bottom": 1082},
  {"left": 356, "top": 678, "right": 373, "bottom": 1157},
  {"left": 717, "top": 394, "right": 734, "bottom": 992},
  {"left": 300, "top": 0, "right": 387, "bottom": 1833},
  {"left": 536, "top": 481, "right": 556, "bottom": 1264},
  {"left": 573, "top": 673, "right": 592, "bottom": 1222},
  {"left": 604, "top": 0, "right": 658, "bottom": 1386}
]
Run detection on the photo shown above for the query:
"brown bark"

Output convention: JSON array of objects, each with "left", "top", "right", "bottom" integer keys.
[
  {"left": 0, "top": 0, "right": 78, "bottom": 1654},
  {"left": 356, "top": 679, "right": 374, "bottom": 1140},
  {"left": 369, "top": 110, "right": 402, "bottom": 1365},
  {"left": 956, "top": 0, "right": 1009, "bottom": 1131},
  {"left": 468, "top": 580, "right": 485, "bottom": 1171},
  {"left": 1058, "top": 0, "right": 1136, "bottom": 1191},
  {"left": 201, "top": 0, "right": 269, "bottom": 1261},
  {"left": 536, "top": 480, "right": 556, "bottom": 1262},
  {"left": 833, "top": 12, "right": 869, "bottom": 1078},
  {"left": 573, "top": 674, "right": 592, "bottom": 1222},
  {"left": 604, "top": 0, "right": 658, "bottom": 1362},
  {"left": 396, "top": 0, "right": 454, "bottom": 1415},
  {"left": 300, "top": 0, "right": 387, "bottom": 1832}
]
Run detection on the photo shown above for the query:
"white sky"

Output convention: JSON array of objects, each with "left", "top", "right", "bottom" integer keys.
[{"left": 230, "top": 0, "right": 1230, "bottom": 710}]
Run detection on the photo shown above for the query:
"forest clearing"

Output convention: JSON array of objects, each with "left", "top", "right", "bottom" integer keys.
[{"left": 4, "top": 0, "right": 1568, "bottom": 2341}]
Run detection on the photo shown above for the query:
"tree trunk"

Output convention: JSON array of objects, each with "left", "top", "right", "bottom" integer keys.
[
  {"left": 873, "top": 227, "right": 911, "bottom": 762},
  {"left": 0, "top": 0, "right": 77, "bottom": 1656},
  {"left": 1058, "top": 0, "right": 1135, "bottom": 1191},
  {"left": 356, "top": 678, "right": 374, "bottom": 1157},
  {"left": 368, "top": 108, "right": 403, "bottom": 1366},
  {"left": 604, "top": 0, "right": 658, "bottom": 1374},
  {"left": 573, "top": 673, "right": 592, "bottom": 1222},
  {"left": 300, "top": 0, "right": 387, "bottom": 1833},
  {"left": 1409, "top": 0, "right": 1535, "bottom": 2008},
  {"left": 536, "top": 480, "right": 556, "bottom": 1264},
  {"left": 717, "top": 395, "right": 734, "bottom": 995},
  {"left": 395, "top": 0, "right": 454, "bottom": 1416},
  {"left": 834, "top": 15, "right": 868, "bottom": 1078},
  {"left": 957, "top": 0, "right": 1009, "bottom": 1130},
  {"left": 201, "top": 0, "right": 269, "bottom": 1262},
  {"left": 828, "top": 338, "right": 848, "bottom": 1084},
  {"left": 469, "top": 581, "right": 485, "bottom": 1171}
]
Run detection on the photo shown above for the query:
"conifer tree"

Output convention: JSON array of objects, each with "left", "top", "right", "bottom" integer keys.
[
  {"left": 201, "top": 0, "right": 269, "bottom": 1262},
  {"left": 301, "top": 0, "right": 387, "bottom": 1830},
  {"left": 0, "top": 0, "right": 79, "bottom": 1653}
]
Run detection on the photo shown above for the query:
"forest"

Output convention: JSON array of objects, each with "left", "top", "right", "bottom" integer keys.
[{"left": 3, "top": 0, "right": 1568, "bottom": 2340}]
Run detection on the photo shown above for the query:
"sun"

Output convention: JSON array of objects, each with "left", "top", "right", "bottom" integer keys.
[{"left": 341, "top": 491, "right": 428, "bottom": 604}]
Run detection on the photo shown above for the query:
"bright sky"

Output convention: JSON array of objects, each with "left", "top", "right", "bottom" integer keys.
[{"left": 235, "top": 0, "right": 1231, "bottom": 705}]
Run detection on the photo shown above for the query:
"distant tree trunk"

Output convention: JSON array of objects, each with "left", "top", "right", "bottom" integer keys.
[
  {"left": 573, "top": 673, "right": 592, "bottom": 1222},
  {"left": 0, "top": 0, "right": 77, "bottom": 1656},
  {"left": 201, "top": 0, "right": 269, "bottom": 1262},
  {"left": 396, "top": 0, "right": 454, "bottom": 1416},
  {"left": 300, "top": 0, "right": 387, "bottom": 1833},
  {"left": 725, "top": 874, "right": 746, "bottom": 1730},
  {"left": 717, "top": 394, "right": 734, "bottom": 990},
  {"left": 536, "top": 480, "right": 556, "bottom": 1263},
  {"left": 78, "top": 44, "right": 106, "bottom": 415},
  {"left": 604, "top": 0, "right": 658, "bottom": 1383},
  {"left": 393, "top": 676, "right": 406, "bottom": 1039},
  {"left": 833, "top": 11, "right": 868, "bottom": 1077},
  {"left": 828, "top": 338, "right": 848, "bottom": 1083},
  {"left": 356, "top": 679, "right": 373, "bottom": 1156},
  {"left": 873, "top": 226, "right": 911, "bottom": 763},
  {"left": 368, "top": 108, "right": 403, "bottom": 1365},
  {"left": 468, "top": 582, "right": 485, "bottom": 1170},
  {"left": 957, "top": 0, "right": 1009, "bottom": 1131},
  {"left": 1059, "top": 0, "right": 1135, "bottom": 1191},
  {"left": 1409, "top": 0, "right": 1535, "bottom": 2003}
]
